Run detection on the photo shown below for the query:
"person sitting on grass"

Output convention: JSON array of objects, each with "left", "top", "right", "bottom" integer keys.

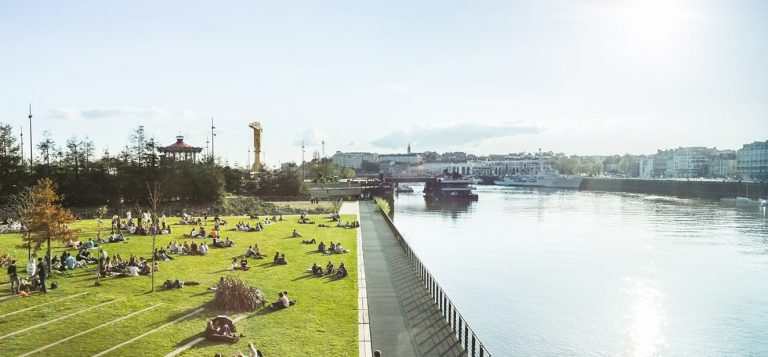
[
  {"left": 336, "top": 262, "right": 349, "bottom": 278},
  {"left": 224, "top": 237, "right": 234, "bottom": 248},
  {"left": 269, "top": 292, "right": 295, "bottom": 310},
  {"left": 307, "top": 262, "right": 323, "bottom": 276},
  {"left": 190, "top": 242, "right": 199, "bottom": 255},
  {"left": 204, "top": 320, "right": 240, "bottom": 343},
  {"left": 182, "top": 242, "right": 191, "bottom": 255},
  {"left": 325, "top": 261, "right": 334, "bottom": 275},
  {"left": 244, "top": 246, "right": 262, "bottom": 259},
  {"left": 334, "top": 243, "right": 349, "bottom": 254},
  {"left": 292, "top": 229, "right": 302, "bottom": 238},
  {"left": 126, "top": 265, "right": 140, "bottom": 277},
  {"left": 301, "top": 238, "right": 316, "bottom": 244},
  {"left": 240, "top": 259, "right": 250, "bottom": 271},
  {"left": 199, "top": 242, "right": 209, "bottom": 255},
  {"left": 188, "top": 228, "right": 198, "bottom": 238},
  {"left": 328, "top": 242, "right": 336, "bottom": 253},
  {"left": 318, "top": 241, "right": 326, "bottom": 253},
  {"left": 275, "top": 253, "right": 287, "bottom": 265}
]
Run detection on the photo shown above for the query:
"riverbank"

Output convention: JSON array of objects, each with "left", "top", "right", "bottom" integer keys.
[{"left": 580, "top": 177, "right": 767, "bottom": 200}]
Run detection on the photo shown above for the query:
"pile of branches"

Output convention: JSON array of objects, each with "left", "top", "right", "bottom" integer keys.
[
  {"left": 212, "top": 276, "right": 266, "bottom": 312},
  {"left": 0, "top": 253, "right": 12, "bottom": 268}
]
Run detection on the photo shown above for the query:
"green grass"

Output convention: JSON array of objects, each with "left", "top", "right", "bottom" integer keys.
[{"left": 0, "top": 213, "right": 359, "bottom": 356}]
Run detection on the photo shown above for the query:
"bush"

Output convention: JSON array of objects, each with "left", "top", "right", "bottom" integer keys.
[{"left": 212, "top": 276, "right": 266, "bottom": 312}]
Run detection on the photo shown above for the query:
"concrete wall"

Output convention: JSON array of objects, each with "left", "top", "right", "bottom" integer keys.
[
  {"left": 581, "top": 178, "right": 767, "bottom": 200},
  {"left": 307, "top": 182, "right": 362, "bottom": 198}
]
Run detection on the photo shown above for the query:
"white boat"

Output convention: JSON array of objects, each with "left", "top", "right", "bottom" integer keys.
[
  {"left": 396, "top": 185, "right": 414, "bottom": 193},
  {"left": 495, "top": 170, "right": 583, "bottom": 189},
  {"left": 465, "top": 176, "right": 483, "bottom": 185}
]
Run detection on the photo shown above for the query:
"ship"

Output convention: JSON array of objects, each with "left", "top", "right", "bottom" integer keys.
[
  {"left": 423, "top": 178, "right": 479, "bottom": 201},
  {"left": 494, "top": 169, "right": 583, "bottom": 189}
]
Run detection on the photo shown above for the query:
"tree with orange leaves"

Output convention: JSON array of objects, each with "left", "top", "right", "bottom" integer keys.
[{"left": 20, "top": 178, "right": 79, "bottom": 275}]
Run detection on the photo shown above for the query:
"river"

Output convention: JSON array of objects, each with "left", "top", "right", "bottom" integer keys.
[{"left": 391, "top": 185, "right": 768, "bottom": 356}]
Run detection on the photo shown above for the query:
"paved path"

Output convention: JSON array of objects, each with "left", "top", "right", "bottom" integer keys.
[{"left": 359, "top": 201, "right": 464, "bottom": 357}]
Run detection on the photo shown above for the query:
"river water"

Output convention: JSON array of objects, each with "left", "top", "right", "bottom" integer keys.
[{"left": 391, "top": 185, "right": 768, "bottom": 356}]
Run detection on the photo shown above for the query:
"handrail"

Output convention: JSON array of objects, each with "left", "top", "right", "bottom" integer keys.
[{"left": 376, "top": 208, "right": 493, "bottom": 357}]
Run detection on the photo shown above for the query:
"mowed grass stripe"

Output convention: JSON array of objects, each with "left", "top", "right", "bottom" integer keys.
[
  {"left": 91, "top": 307, "right": 205, "bottom": 357},
  {"left": 0, "top": 299, "right": 119, "bottom": 340},
  {"left": 0, "top": 292, "right": 90, "bottom": 319},
  {"left": 19, "top": 303, "right": 163, "bottom": 357}
]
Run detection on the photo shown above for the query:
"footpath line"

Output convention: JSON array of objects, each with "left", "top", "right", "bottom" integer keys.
[
  {"left": 0, "top": 292, "right": 90, "bottom": 319},
  {"left": 19, "top": 303, "right": 162, "bottom": 357},
  {"left": 0, "top": 299, "right": 119, "bottom": 341},
  {"left": 164, "top": 314, "right": 247, "bottom": 357},
  {"left": 93, "top": 307, "right": 205, "bottom": 357}
]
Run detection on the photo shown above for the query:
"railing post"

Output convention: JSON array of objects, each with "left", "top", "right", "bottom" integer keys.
[
  {"left": 480, "top": 345, "right": 485, "bottom": 357},
  {"left": 464, "top": 325, "right": 469, "bottom": 351},
  {"left": 472, "top": 335, "right": 477, "bottom": 357},
  {"left": 458, "top": 318, "right": 463, "bottom": 345}
]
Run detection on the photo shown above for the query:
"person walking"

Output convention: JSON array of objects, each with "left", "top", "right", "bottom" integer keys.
[
  {"left": 36, "top": 257, "right": 47, "bottom": 293},
  {"left": 7, "top": 259, "right": 19, "bottom": 294}
]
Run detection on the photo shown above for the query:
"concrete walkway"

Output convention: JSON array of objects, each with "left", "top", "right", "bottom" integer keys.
[{"left": 359, "top": 201, "right": 464, "bottom": 357}]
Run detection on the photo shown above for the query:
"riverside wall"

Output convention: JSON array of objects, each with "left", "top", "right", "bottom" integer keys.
[{"left": 580, "top": 178, "right": 767, "bottom": 200}]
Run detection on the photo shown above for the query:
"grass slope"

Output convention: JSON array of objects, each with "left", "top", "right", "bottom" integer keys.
[{"left": 0, "top": 214, "right": 358, "bottom": 357}]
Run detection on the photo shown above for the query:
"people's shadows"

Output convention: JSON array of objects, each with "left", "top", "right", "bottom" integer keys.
[
  {"left": 173, "top": 332, "right": 204, "bottom": 348},
  {"left": 291, "top": 274, "right": 316, "bottom": 281},
  {"left": 256, "top": 307, "right": 283, "bottom": 316},
  {"left": 303, "top": 250, "right": 321, "bottom": 255}
]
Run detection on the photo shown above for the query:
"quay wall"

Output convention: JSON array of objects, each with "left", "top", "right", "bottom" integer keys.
[{"left": 580, "top": 178, "right": 767, "bottom": 200}]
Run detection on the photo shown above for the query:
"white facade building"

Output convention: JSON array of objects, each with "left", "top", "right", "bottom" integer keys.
[
  {"left": 638, "top": 157, "right": 654, "bottom": 178},
  {"left": 331, "top": 151, "right": 378, "bottom": 169},
  {"left": 378, "top": 153, "right": 423, "bottom": 165},
  {"left": 737, "top": 140, "right": 768, "bottom": 181}
]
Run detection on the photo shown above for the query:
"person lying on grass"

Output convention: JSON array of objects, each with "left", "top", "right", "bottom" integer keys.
[
  {"left": 301, "top": 238, "right": 316, "bottom": 244},
  {"left": 162, "top": 279, "right": 200, "bottom": 289}
]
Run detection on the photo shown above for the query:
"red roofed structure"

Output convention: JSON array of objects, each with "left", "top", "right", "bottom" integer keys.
[{"left": 158, "top": 135, "right": 203, "bottom": 161}]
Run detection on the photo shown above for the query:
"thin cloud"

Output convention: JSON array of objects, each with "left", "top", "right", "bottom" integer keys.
[
  {"left": 50, "top": 107, "right": 174, "bottom": 121},
  {"left": 371, "top": 122, "right": 543, "bottom": 150},
  {"left": 293, "top": 128, "right": 328, "bottom": 146}
]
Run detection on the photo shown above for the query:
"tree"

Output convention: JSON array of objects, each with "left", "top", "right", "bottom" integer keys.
[
  {"left": 94, "top": 206, "right": 107, "bottom": 285},
  {"left": 147, "top": 182, "right": 162, "bottom": 292},
  {"left": 618, "top": 154, "right": 634, "bottom": 174},
  {"left": 36, "top": 131, "right": 57, "bottom": 174},
  {"left": 23, "top": 179, "right": 78, "bottom": 274},
  {"left": 0, "top": 124, "right": 25, "bottom": 204}
]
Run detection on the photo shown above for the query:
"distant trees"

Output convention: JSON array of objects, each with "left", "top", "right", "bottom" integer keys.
[
  {"left": 0, "top": 124, "right": 267, "bottom": 210},
  {"left": 0, "top": 124, "right": 26, "bottom": 205},
  {"left": 552, "top": 155, "right": 603, "bottom": 176}
]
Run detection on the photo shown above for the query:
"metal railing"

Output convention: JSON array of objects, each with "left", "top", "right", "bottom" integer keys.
[{"left": 376, "top": 208, "right": 493, "bottom": 357}]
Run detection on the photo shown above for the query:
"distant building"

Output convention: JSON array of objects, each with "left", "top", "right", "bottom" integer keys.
[
  {"left": 671, "top": 147, "right": 713, "bottom": 178},
  {"left": 378, "top": 153, "right": 423, "bottom": 165},
  {"left": 638, "top": 156, "right": 654, "bottom": 178},
  {"left": 737, "top": 140, "right": 768, "bottom": 181},
  {"left": 157, "top": 135, "right": 203, "bottom": 162},
  {"left": 331, "top": 151, "right": 378, "bottom": 169},
  {"left": 708, "top": 151, "right": 737, "bottom": 178}
]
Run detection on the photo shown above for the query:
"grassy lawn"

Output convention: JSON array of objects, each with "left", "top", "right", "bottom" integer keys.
[{"left": 0, "top": 213, "right": 359, "bottom": 356}]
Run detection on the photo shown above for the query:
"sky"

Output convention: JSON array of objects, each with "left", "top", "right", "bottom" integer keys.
[{"left": 1, "top": 0, "right": 766, "bottom": 167}]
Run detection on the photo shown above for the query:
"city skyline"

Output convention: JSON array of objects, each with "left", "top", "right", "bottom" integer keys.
[{"left": 1, "top": 0, "right": 766, "bottom": 166}]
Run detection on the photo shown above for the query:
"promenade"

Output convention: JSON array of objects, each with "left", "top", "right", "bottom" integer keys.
[{"left": 355, "top": 201, "right": 464, "bottom": 357}]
